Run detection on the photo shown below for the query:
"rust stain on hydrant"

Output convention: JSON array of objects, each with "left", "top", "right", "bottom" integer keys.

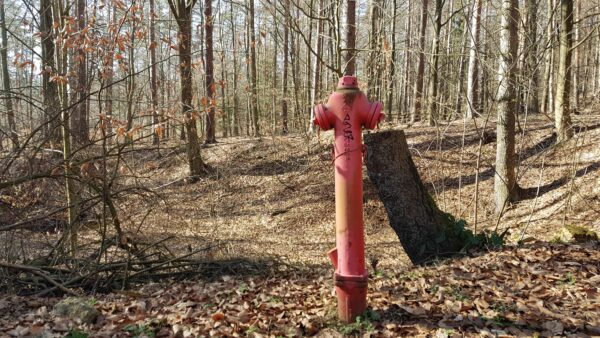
[{"left": 313, "top": 76, "right": 384, "bottom": 323}]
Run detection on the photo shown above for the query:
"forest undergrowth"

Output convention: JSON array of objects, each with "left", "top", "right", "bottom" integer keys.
[{"left": 1, "top": 113, "right": 599, "bottom": 337}]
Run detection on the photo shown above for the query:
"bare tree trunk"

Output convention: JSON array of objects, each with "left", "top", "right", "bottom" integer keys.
[
  {"left": 149, "top": 0, "right": 160, "bottom": 144},
  {"left": 466, "top": 0, "right": 482, "bottom": 119},
  {"left": 386, "top": 0, "right": 397, "bottom": 120},
  {"left": 248, "top": 0, "right": 260, "bottom": 136},
  {"left": 526, "top": 0, "right": 540, "bottom": 113},
  {"left": 230, "top": 2, "right": 240, "bottom": 136},
  {"left": 40, "top": 0, "right": 61, "bottom": 145},
  {"left": 367, "top": 0, "right": 383, "bottom": 99},
  {"left": 411, "top": 0, "right": 428, "bottom": 123},
  {"left": 204, "top": 0, "right": 216, "bottom": 143},
  {"left": 400, "top": 0, "right": 412, "bottom": 121},
  {"left": 494, "top": 0, "right": 520, "bottom": 213},
  {"left": 426, "top": 0, "right": 443, "bottom": 126},
  {"left": 125, "top": 8, "right": 136, "bottom": 135},
  {"left": 0, "top": 0, "right": 18, "bottom": 149},
  {"left": 344, "top": 0, "right": 356, "bottom": 75},
  {"left": 541, "top": 0, "right": 555, "bottom": 114},
  {"left": 309, "top": 0, "right": 323, "bottom": 133},
  {"left": 554, "top": 0, "right": 574, "bottom": 143},
  {"left": 244, "top": 13, "right": 251, "bottom": 136},
  {"left": 572, "top": 0, "right": 580, "bottom": 111},
  {"left": 281, "top": 0, "right": 290, "bottom": 134},
  {"left": 72, "top": 0, "right": 89, "bottom": 144},
  {"left": 454, "top": 14, "right": 470, "bottom": 119},
  {"left": 167, "top": 0, "right": 207, "bottom": 177},
  {"left": 290, "top": 7, "right": 301, "bottom": 131},
  {"left": 105, "top": 5, "right": 115, "bottom": 139}
]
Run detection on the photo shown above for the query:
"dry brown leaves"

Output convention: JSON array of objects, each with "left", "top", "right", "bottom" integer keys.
[{"left": 1, "top": 242, "right": 598, "bottom": 337}]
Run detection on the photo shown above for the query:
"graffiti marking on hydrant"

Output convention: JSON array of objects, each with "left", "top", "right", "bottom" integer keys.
[{"left": 343, "top": 112, "right": 353, "bottom": 160}]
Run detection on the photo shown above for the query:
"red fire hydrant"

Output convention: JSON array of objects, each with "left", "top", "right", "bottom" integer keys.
[{"left": 313, "top": 76, "right": 384, "bottom": 322}]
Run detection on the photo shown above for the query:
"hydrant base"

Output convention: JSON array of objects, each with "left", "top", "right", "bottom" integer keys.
[{"left": 334, "top": 272, "right": 368, "bottom": 323}]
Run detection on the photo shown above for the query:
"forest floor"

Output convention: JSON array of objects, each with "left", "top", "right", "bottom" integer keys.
[{"left": 1, "top": 112, "right": 599, "bottom": 337}]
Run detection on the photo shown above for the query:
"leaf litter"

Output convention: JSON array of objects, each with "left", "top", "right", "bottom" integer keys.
[{"left": 2, "top": 115, "right": 600, "bottom": 337}]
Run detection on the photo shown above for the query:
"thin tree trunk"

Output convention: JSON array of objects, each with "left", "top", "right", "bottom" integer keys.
[
  {"left": 149, "top": 0, "right": 160, "bottom": 144},
  {"left": 554, "top": 0, "right": 574, "bottom": 142},
  {"left": 426, "top": 0, "right": 443, "bottom": 126},
  {"left": 204, "top": 0, "right": 216, "bottom": 143},
  {"left": 290, "top": 7, "right": 301, "bottom": 131},
  {"left": 72, "top": 0, "right": 89, "bottom": 143},
  {"left": 0, "top": 0, "right": 19, "bottom": 150},
  {"left": 386, "top": 0, "right": 397, "bottom": 120},
  {"left": 541, "top": 0, "right": 555, "bottom": 114},
  {"left": 367, "top": 0, "right": 383, "bottom": 99},
  {"left": 248, "top": 0, "right": 260, "bottom": 136},
  {"left": 167, "top": 0, "right": 207, "bottom": 177},
  {"left": 523, "top": 0, "right": 540, "bottom": 114},
  {"left": 105, "top": 5, "right": 115, "bottom": 139},
  {"left": 309, "top": 0, "right": 324, "bottom": 133},
  {"left": 572, "top": 0, "right": 580, "bottom": 111},
  {"left": 466, "top": 0, "right": 482, "bottom": 119},
  {"left": 411, "top": 0, "right": 428, "bottom": 123},
  {"left": 454, "top": 14, "right": 470, "bottom": 119},
  {"left": 281, "top": 0, "right": 290, "bottom": 134},
  {"left": 126, "top": 10, "right": 136, "bottom": 134},
  {"left": 244, "top": 12, "right": 251, "bottom": 136},
  {"left": 345, "top": 0, "right": 356, "bottom": 75},
  {"left": 230, "top": 3, "right": 239, "bottom": 136},
  {"left": 0, "top": 0, "right": 18, "bottom": 149},
  {"left": 494, "top": 0, "right": 520, "bottom": 213},
  {"left": 271, "top": 28, "right": 277, "bottom": 134},
  {"left": 400, "top": 0, "right": 411, "bottom": 121}
]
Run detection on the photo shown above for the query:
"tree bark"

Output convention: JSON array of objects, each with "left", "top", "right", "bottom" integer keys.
[
  {"left": 40, "top": 0, "right": 61, "bottom": 145},
  {"left": 167, "top": 0, "right": 207, "bottom": 177},
  {"left": 344, "top": 0, "right": 356, "bottom": 75},
  {"left": 400, "top": 0, "right": 411, "bottom": 121},
  {"left": 230, "top": 2, "right": 240, "bottom": 136},
  {"left": 541, "top": 0, "right": 554, "bottom": 114},
  {"left": 149, "top": 0, "right": 160, "bottom": 144},
  {"left": 105, "top": 5, "right": 115, "bottom": 139},
  {"left": 248, "top": 0, "right": 260, "bottom": 136},
  {"left": 367, "top": 0, "right": 383, "bottom": 99},
  {"left": 454, "top": 13, "right": 470, "bottom": 119},
  {"left": 281, "top": 0, "right": 290, "bottom": 134},
  {"left": 466, "top": 0, "right": 482, "bottom": 119},
  {"left": 0, "top": 0, "right": 18, "bottom": 149},
  {"left": 309, "top": 0, "right": 323, "bottom": 133},
  {"left": 365, "top": 130, "right": 461, "bottom": 264},
  {"left": 554, "top": 0, "right": 574, "bottom": 143},
  {"left": 72, "top": 0, "right": 89, "bottom": 144},
  {"left": 494, "top": 0, "right": 520, "bottom": 213},
  {"left": 204, "top": 0, "right": 216, "bottom": 143},
  {"left": 426, "top": 0, "right": 443, "bottom": 126},
  {"left": 572, "top": 0, "right": 580, "bottom": 111},
  {"left": 386, "top": 0, "right": 397, "bottom": 119},
  {"left": 523, "top": 0, "right": 540, "bottom": 114},
  {"left": 411, "top": 0, "right": 428, "bottom": 123}
]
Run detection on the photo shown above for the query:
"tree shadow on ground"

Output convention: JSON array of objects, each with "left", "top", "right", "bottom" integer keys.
[
  {"left": 519, "top": 161, "right": 600, "bottom": 200},
  {"left": 242, "top": 157, "right": 309, "bottom": 176},
  {"left": 427, "top": 131, "right": 559, "bottom": 192},
  {"left": 409, "top": 130, "right": 496, "bottom": 153}
]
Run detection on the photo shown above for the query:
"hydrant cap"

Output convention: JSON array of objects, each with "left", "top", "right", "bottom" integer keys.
[
  {"left": 365, "top": 101, "right": 384, "bottom": 130},
  {"left": 337, "top": 76, "right": 359, "bottom": 90},
  {"left": 313, "top": 104, "right": 333, "bottom": 131}
]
